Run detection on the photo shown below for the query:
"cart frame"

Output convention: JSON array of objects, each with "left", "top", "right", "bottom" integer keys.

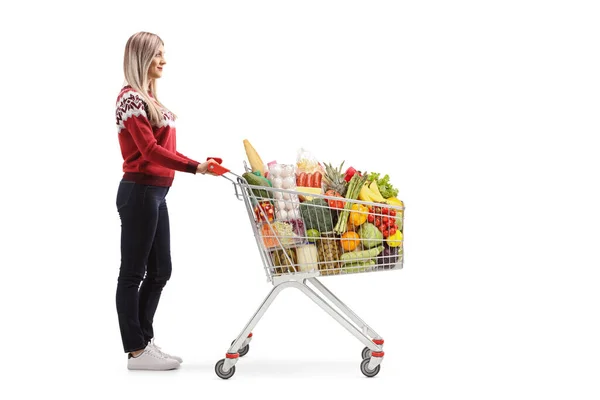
[{"left": 209, "top": 162, "right": 402, "bottom": 379}]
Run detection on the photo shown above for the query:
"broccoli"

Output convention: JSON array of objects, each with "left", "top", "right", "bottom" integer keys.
[{"left": 300, "top": 198, "right": 335, "bottom": 232}]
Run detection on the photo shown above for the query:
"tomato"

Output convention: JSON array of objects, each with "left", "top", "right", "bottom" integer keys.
[
  {"left": 390, "top": 209, "right": 397, "bottom": 217},
  {"left": 383, "top": 229, "right": 389, "bottom": 238},
  {"left": 325, "top": 190, "right": 345, "bottom": 209},
  {"left": 328, "top": 199, "right": 344, "bottom": 209},
  {"left": 374, "top": 218, "right": 381, "bottom": 227},
  {"left": 382, "top": 207, "right": 390, "bottom": 215},
  {"left": 382, "top": 216, "right": 389, "bottom": 224},
  {"left": 367, "top": 214, "right": 374, "bottom": 223},
  {"left": 390, "top": 227, "right": 397, "bottom": 235},
  {"left": 386, "top": 219, "right": 395, "bottom": 227}
]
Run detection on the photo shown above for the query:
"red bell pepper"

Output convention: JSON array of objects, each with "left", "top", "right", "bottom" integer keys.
[{"left": 344, "top": 167, "right": 358, "bottom": 182}]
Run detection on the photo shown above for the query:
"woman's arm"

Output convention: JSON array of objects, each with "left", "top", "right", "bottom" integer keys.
[
  {"left": 118, "top": 93, "right": 200, "bottom": 173},
  {"left": 176, "top": 151, "right": 194, "bottom": 162}
]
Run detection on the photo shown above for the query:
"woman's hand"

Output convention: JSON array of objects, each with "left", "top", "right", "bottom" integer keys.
[{"left": 197, "top": 159, "right": 221, "bottom": 175}]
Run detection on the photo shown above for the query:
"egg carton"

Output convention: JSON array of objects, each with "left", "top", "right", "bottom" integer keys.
[{"left": 268, "top": 163, "right": 301, "bottom": 221}]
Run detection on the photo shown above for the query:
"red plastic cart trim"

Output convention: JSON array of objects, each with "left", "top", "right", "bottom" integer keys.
[
  {"left": 371, "top": 351, "right": 385, "bottom": 358},
  {"left": 226, "top": 353, "right": 239, "bottom": 359},
  {"left": 207, "top": 163, "right": 229, "bottom": 176},
  {"left": 207, "top": 157, "right": 223, "bottom": 164},
  {"left": 247, "top": 333, "right": 253, "bottom": 338},
  {"left": 373, "top": 339, "right": 384, "bottom": 345}
]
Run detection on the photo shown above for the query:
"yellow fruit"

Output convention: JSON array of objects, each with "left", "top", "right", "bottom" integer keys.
[
  {"left": 387, "top": 230, "right": 403, "bottom": 247},
  {"left": 360, "top": 182, "right": 383, "bottom": 202},
  {"left": 368, "top": 181, "right": 385, "bottom": 202},
  {"left": 358, "top": 185, "right": 374, "bottom": 202},
  {"left": 385, "top": 197, "right": 404, "bottom": 207},
  {"left": 296, "top": 186, "right": 323, "bottom": 201}
]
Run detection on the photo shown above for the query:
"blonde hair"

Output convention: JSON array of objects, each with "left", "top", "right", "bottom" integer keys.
[{"left": 123, "top": 32, "right": 175, "bottom": 126}]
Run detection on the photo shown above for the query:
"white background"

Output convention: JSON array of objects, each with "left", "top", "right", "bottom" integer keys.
[{"left": 2, "top": 0, "right": 599, "bottom": 399}]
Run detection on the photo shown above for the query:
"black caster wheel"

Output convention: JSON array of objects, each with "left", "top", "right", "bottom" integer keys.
[
  {"left": 239, "top": 344, "right": 249, "bottom": 357},
  {"left": 360, "top": 358, "right": 381, "bottom": 378},
  {"left": 215, "top": 359, "right": 236, "bottom": 379},
  {"left": 231, "top": 340, "right": 250, "bottom": 357},
  {"left": 361, "top": 346, "right": 371, "bottom": 360}
]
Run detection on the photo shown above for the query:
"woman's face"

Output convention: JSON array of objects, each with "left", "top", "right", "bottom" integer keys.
[{"left": 148, "top": 45, "right": 166, "bottom": 81}]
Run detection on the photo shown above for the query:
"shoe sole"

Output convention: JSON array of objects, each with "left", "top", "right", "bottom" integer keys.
[{"left": 127, "top": 363, "right": 180, "bottom": 371}]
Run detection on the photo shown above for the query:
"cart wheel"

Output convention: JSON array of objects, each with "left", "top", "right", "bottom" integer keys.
[
  {"left": 361, "top": 347, "right": 371, "bottom": 360},
  {"left": 360, "top": 358, "right": 381, "bottom": 378},
  {"left": 215, "top": 359, "right": 236, "bottom": 379},
  {"left": 231, "top": 340, "right": 250, "bottom": 357}
]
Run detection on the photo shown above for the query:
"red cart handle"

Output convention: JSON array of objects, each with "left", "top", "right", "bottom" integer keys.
[{"left": 206, "top": 157, "right": 229, "bottom": 176}]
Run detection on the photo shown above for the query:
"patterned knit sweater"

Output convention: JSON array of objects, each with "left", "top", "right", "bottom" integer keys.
[{"left": 116, "top": 85, "right": 200, "bottom": 187}]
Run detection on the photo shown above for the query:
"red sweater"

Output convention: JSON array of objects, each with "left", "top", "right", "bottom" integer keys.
[{"left": 116, "top": 86, "right": 200, "bottom": 187}]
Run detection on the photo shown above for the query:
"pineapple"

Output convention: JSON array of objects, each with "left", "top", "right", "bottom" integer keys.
[{"left": 323, "top": 161, "right": 348, "bottom": 196}]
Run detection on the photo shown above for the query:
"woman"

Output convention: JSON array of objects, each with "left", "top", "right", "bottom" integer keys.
[{"left": 115, "top": 32, "right": 218, "bottom": 371}]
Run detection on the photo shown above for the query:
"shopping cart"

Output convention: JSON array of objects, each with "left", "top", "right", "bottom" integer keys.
[{"left": 207, "top": 161, "right": 404, "bottom": 379}]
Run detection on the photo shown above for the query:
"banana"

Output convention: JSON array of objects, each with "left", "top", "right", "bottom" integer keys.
[
  {"left": 359, "top": 184, "right": 374, "bottom": 202},
  {"left": 367, "top": 181, "right": 385, "bottom": 202},
  {"left": 385, "top": 197, "right": 404, "bottom": 207}
]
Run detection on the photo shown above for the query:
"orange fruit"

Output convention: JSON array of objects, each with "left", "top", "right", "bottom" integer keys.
[{"left": 341, "top": 231, "right": 360, "bottom": 251}]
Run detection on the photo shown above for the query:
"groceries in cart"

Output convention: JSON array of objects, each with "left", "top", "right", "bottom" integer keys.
[
  {"left": 213, "top": 140, "right": 404, "bottom": 379},
  {"left": 241, "top": 139, "right": 404, "bottom": 277}
]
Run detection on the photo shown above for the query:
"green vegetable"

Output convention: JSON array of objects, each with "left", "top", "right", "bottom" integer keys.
[
  {"left": 252, "top": 171, "right": 273, "bottom": 187},
  {"left": 396, "top": 214, "right": 403, "bottom": 231},
  {"left": 306, "top": 229, "right": 320, "bottom": 243},
  {"left": 367, "top": 172, "right": 398, "bottom": 199},
  {"left": 300, "top": 198, "right": 335, "bottom": 232},
  {"left": 340, "top": 245, "right": 383, "bottom": 263},
  {"left": 243, "top": 172, "right": 273, "bottom": 200},
  {"left": 333, "top": 173, "right": 369, "bottom": 234},
  {"left": 358, "top": 222, "right": 384, "bottom": 248},
  {"left": 344, "top": 260, "right": 376, "bottom": 267},
  {"left": 343, "top": 259, "right": 376, "bottom": 273}
]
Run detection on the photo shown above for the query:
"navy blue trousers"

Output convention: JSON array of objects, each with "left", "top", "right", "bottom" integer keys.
[{"left": 115, "top": 180, "right": 172, "bottom": 353}]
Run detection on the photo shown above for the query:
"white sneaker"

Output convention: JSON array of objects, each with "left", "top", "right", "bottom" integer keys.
[
  {"left": 148, "top": 339, "right": 183, "bottom": 364},
  {"left": 127, "top": 345, "right": 180, "bottom": 371}
]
